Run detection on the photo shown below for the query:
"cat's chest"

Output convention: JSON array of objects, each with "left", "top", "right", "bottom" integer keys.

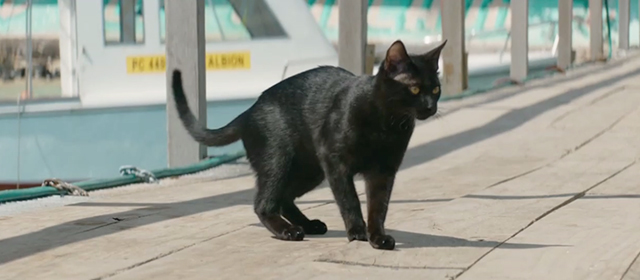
[
  {"left": 351, "top": 127, "right": 413, "bottom": 171},
  {"left": 360, "top": 125, "right": 413, "bottom": 148}
]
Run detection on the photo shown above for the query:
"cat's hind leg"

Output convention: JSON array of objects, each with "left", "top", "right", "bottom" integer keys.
[
  {"left": 281, "top": 201, "right": 328, "bottom": 235},
  {"left": 280, "top": 166, "right": 327, "bottom": 235},
  {"left": 253, "top": 167, "right": 306, "bottom": 241}
]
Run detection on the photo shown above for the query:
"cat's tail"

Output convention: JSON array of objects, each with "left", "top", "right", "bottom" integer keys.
[{"left": 170, "top": 69, "right": 242, "bottom": 147}]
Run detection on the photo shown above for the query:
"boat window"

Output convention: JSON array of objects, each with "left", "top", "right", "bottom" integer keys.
[
  {"left": 158, "top": 0, "right": 287, "bottom": 43},
  {"left": 103, "top": 0, "right": 145, "bottom": 45}
]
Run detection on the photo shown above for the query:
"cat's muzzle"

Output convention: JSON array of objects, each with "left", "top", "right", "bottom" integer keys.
[{"left": 416, "top": 107, "right": 436, "bottom": 120}]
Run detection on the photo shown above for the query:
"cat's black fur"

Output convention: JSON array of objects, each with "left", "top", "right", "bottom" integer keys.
[{"left": 171, "top": 40, "right": 446, "bottom": 250}]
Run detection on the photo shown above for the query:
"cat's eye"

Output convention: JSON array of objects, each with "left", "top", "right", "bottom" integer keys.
[
  {"left": 432, "top": 87, "right": 440, "bottom": 94},
  {"left": 409, "top": 86, "right": 420, "bottom": 95}
]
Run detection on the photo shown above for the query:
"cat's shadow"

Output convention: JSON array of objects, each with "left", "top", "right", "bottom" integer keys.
[
  {"left": 307, "top": 229, "right": 563, "bottom": 250},
  {"left": 249, "top": 223, "right": 563, "bottom": 249}
]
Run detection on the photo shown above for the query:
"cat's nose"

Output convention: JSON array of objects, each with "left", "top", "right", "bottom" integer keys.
[{"left": 425, "top": 97, "right": 435, "bottom": 110}]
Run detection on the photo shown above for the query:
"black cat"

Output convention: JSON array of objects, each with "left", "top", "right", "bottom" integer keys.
[{"left": 171, "top": 39, "right": 446, "bottom": 250}]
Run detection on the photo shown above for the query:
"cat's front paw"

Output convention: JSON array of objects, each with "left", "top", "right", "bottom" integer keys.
[
  {"left": 281, "top": 226, "right": 305, "bottom": 241},
  {"left": 303, "top": 219, "right": 328, "bottom": 235},
  {"left": 369, "top": 234, "right": 395, "bottom": 250},
  {"left": 347, "top": 226, "right": 368, "bottom": 242}
]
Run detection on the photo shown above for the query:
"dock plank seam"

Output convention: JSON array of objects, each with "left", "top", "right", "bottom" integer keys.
[
  {"left": 474, "top": 102, "right": 633, "bottom": 194},
  {"left": 451, "top": 160, "right": 638, "bottom": 280},
  {"left": 90, "top": 199, "right": 339, "bottom": 279},
  {"left": 621, "top": 249, "right": 640, "bottom": 280},
  {"left": 549, "top": 85, "right": 627, "bottom": 127},
  {"left": 314, "top": 258, "right": 465, "bottom": 271},
  {"left": 92, "top": 225, "right": 251, "bottom": 280}
]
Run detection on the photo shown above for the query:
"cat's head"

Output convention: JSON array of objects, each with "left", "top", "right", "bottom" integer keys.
[{"left": 376, "top": 39, "right": 447, "bottom": 120}]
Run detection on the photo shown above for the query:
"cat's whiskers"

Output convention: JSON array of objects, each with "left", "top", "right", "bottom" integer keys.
[
  {"left": 436, "top": 106, "right": 450, "bottom": 114},
  {"left": 433, "top": 111, "right": 443, "bottom": 119},
  {"left": 398, "top": 113, "right": 415, "bottom": 130}
]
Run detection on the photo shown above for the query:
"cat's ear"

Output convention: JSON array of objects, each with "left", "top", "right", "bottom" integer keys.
[
  {"left": 384, "top": 40, "right": 412, "bottom": 77},
  {"left": 420, "top": 40, "right": 447, "bottom": 68}
]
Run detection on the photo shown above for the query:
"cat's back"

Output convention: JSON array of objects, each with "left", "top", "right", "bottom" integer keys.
[
  {"left": 245, "top": 66, "right": 356, "bottom": 124},
  {"left": 244, "top": 65, "right": 361, "bottom": 145},
  {"left": 259, "top": 66, "right": 357, "bottom": 102},
  {"left": 295, "top": 66, "right": 358, "bottom": 94},
  {"left": 247, "top": 66, "right": 358, "bottom": 120},
  {"left": 276, "top": 66, "right": 367, "bottom": 119}
]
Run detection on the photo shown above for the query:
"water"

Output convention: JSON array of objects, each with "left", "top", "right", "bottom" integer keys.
[{"left": 0, "top": 98, "right": 253, "bottom": 183}]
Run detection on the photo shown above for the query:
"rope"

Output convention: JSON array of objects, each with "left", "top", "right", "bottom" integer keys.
[
  {"left": 119, "top": 165, "right": 158, "bottom": 184},
  {"left": 42, "top": 178, "right": 89, "bottom": 197}
]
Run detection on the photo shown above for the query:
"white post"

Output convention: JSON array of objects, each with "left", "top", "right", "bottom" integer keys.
[
  {"left": 510, "top": 0, "right": 528, "bottom": 82},
  {"left": 143, "top": 0, "right": 161, "bottom": 47},
  {"left": 441, "top": 0, "right": 466, "bottom": 95},
  {"left": 619, "top": 0, "right": 630, "bottom": 50},
  {"left": 120, "top": 0, "right": 137, "bottom": 43},
  {"left": 338, "top": 0, "right": 367, "bottom": 75},
  {"left": 557, "top": 0, "right": 573, "bottom": 69},
  {"left": 589, "top": 0, "right": 604, "bottom": 61},
  {"left": 25, "top": 0, "right": 33, "bottom": 99},
  {"left": 58, "top": 0, "right": 76, "bottom": 97},
  {"left": 166, "top": 0, "right": 207, "bottom": 167}
]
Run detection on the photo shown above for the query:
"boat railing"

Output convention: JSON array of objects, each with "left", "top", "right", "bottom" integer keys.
[{"left": 466, "top": 16, "right": 590, "bottom": 63}]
